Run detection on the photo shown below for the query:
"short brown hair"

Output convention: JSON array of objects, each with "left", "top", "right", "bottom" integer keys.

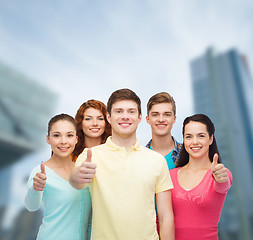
[
  {"left": 107, "top": 88, "right": 141, "bottom": 116},
  {"left": 147, "top": 92, "right": 176, "bottom": 116}
]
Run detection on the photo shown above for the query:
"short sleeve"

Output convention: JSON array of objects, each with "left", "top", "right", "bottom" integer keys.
[{"left": 155, "top": 157, "right": 174, "bottom": 193}]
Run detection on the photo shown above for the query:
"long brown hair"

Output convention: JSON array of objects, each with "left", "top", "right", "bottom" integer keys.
[
  {"left": 72, "top": 100, "right": 111, "bottom": 161},
  {"left": 177, "top": 114, "right": 221, "bottom": 167}
]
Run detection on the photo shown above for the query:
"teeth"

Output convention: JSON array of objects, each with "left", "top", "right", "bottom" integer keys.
[{"left": 120, "top": 123, "right": 130, "bottom": 127}]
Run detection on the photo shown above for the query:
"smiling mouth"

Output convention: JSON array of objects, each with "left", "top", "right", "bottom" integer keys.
[
  {"left": 119, "top": 123, "right": 131, "bottom": 127},
  {"left": 58, "top": 147, "right": 69, "bottom": 152},
  {"left": 90, "top": 128, "right": 100, "bottom": 132}
]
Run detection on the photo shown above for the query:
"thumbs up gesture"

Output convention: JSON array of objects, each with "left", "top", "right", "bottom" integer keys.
[
  {"left": 78, "top": 148, "right": 97, "bottom": 184},
  {"left": 33, "top": 162, "right": 47, "bottom": 191},
  {"left": 211, "top": 153, "right": 228, "bottom": 183}
]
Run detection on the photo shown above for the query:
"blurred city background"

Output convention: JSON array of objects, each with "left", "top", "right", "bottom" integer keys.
[{"left": 0, "top": 1, "right": 252, "bottom": 240}]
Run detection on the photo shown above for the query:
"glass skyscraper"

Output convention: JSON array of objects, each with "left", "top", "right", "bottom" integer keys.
[
  {"left": 0, "top": 61, "right": 57, "bottom": 239},
  {"left": 190, "top": 47, "right": 253, "bottom": 240}
]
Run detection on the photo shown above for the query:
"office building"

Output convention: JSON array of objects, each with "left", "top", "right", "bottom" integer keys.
[
  {"left": 190, "top": 47, "right": 253, "bottom": 240},
  {"left": 0, "top": 61, "right": 56, "bottom": 239}
]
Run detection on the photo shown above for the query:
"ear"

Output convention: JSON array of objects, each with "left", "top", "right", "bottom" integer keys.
[
  {"left": 138, "top": 114, "right": 142, "bottom": 123},
  {"left": 146, "top": 115, "right": 150, "bottom": 124},
  {"left": 75, "top": 136, "right": 78, "bottom": 144},
  {"left": 173, "top": 115, "right": 176, "bottom": 124},
  {"left": 209, "top": 134, "right": 214, "bottom": 145},
  {"left": 46, "top": 135, "right": 50, "bottom": 145},
  {"left": 106, "top": 112, "right": 111, "bottom": 124}
]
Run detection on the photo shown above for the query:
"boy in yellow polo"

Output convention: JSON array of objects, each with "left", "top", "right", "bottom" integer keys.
[{"left": 70, "top": 89, "right": 174, "bottom": 240}]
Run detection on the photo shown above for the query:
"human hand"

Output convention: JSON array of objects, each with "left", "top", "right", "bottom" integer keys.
[
  {"left": 211, "top": 153, "right": 228, "bottom": 183},
  {"left": 33, "top": 162, "right": 47, "bottom": 191},
  {"left": 78, "top": 148, "right": 97, "bottom": 184}
]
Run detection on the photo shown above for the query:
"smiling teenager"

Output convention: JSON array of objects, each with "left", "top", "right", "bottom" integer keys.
[
  {"left": 25, "top": 114, "right": 91, "bottom": 240},
  {"left": 71, "top": 99, "right": 111, "bottom": 238},
  {"left": 70, "top": 89, "right": 175, "bottom": 240},
  {"left": 170, "top": 114, "right": 232, "bottom": 240}
]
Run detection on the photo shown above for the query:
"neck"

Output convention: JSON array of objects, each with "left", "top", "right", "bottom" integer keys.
[
  {"left": 186, "top": 156, "right": 211, "bottom": 170},
  {"left": 50, "top": 154, "right": 72, "bottom": 167},
  {"left": 84, "top": 136, "right": 102, "bottom": 148},
  {"left": 111, "top": 132, "right": 137, "bottom": 151},
  {"left": 150, "top": 133, "right": 174, "bottom": 155}
]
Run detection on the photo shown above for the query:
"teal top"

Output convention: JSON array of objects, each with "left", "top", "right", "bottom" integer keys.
[
  {"left": 164, "top": 150, "right": 175, "bottom": 169},
  {"left": 25, "top": 165, "right": 92, "bottom": 240},
  {"left": 149, "top": 146, "right": 175, "bottom": 170}
]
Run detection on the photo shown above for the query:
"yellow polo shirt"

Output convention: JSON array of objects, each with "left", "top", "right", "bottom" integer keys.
[{"left": 76, "top": 137, "right": 173, "bottom": 240}]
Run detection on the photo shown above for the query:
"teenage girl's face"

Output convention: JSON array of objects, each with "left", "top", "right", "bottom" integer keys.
[
  {"left": 183, "top": 121, "right": 213, "bottom": 160},
  {"left": 82, "top": 108, "right": 106, "bottom": 139},
  {"left": 46, "top": 120, "right": 78, "bottom": 158}
]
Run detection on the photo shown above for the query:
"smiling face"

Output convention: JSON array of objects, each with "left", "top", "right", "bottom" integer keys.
[
  {"left": 146, "top": 102, "right": 176, "bottom": 137},
  {"left": 47, "top": 120, "right": 78, "bottom": 158},
  {"left": 82, "top": 108, "right": 106, "bottom": 139},
  {"left": 107, "top": 100, "right": 142, "bottom": 138},
  {"left": 183, "top": 121, "right": 213, "bottom": 161}
]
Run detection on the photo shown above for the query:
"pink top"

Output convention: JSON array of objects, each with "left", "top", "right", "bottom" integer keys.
[{"left": 170, "top": 167, "right": 232, "bottom": 240}]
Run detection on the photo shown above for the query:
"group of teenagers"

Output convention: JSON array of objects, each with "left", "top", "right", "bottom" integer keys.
[{"left": 24, "top": 88, "right": 233, "bottom": 240}]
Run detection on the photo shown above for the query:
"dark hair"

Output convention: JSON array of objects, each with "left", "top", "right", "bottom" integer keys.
[
  {"left": 176, "top": 114, "right": 221, "bottom": 167},
  {"left": 147, "top": 92, "right": 176, "bottom": 116},
  {"left": 107, "top": 88, "right": 141, "bottom": 116},
  {"left": 72, "top": 99, "right": 111, "bottom": 161},
  {"left": 48, "top": 113, "right": 76, "bottom": 135}
]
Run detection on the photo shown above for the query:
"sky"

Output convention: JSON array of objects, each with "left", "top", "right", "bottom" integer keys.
[{"left": 1, "top": 0, "right": 253, "bottom": 229}]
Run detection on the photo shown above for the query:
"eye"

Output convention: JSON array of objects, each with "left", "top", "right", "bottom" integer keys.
[
  {"left": 53, "top": 134, "right": 60, "bottom": 137},
  {"left": 185, "top": 135, "right": 191, "bottom": 139},
  {"left": 98, "top": 117, "right": 104, "bottom": 121},
  {"left": 85, "top": 117, "right": 91, "bottom": 121},
  {"left": 67, "top": 134, "right": 74, "bottom": 138},
  {"left": 151, "top": 113, "right": 158, "bottom": 117}
]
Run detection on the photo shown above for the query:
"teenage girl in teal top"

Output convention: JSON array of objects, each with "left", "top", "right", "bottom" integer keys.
[{"left": 25, "top": 113, "right": 92, "bottom": 240}]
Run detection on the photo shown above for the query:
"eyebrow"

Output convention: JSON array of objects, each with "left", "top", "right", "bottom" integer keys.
[
  {"left": 52, "top": 131, "right": 75, "bottom": 133},
  {"left": 151, "top": 111, "right": 172, "bottom": 114},
  {"left": 84, "top": 114, "right": 103, "bottom": 117}
]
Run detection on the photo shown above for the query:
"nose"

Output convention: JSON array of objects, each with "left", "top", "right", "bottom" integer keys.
[
  {"left": 158, "top": 114, "right": 165, "bottom": 122},
  {"left": 92, "top": 118, "right": 98, "bottom": 126},
  {"left": 192, "top": 136, "right": 198, "bottom": 144},
  {"left": 60, "top": 136, "right": 67, "bottom": 144},
  {"left": 121, "top": 111, "right": 129, "bottom": 119}
]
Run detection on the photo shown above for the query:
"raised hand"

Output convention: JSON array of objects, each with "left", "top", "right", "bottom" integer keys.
[
  {"left": 211, "top": 153, "right": 228, "bottom": 183},
  {"left": 33, "top": 162, "right": 47, "bottom": 191},
  {"left": 78, "top": 148, "right": 97, "bottom": 184}
]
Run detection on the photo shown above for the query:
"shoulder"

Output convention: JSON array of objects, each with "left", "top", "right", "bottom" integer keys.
[
  {"left": 169, "top": 167, "right": 179, "bottom": 178},
  {"left": 139, "top": 145, "right": 164, "bottom": 158}
]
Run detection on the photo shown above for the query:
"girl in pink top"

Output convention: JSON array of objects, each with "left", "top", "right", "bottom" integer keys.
[{"left": 170, "top": 114, "right": 232, "bottom": 240}]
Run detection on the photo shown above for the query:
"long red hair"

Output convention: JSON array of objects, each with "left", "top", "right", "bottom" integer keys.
[{"left": 72, "top": 99, "right": 111, "bottom": 161}]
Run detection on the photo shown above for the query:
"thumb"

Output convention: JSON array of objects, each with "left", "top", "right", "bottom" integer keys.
[
  {"left": 86, "top": 148, "right": 92, "bottom": 162},
  {"left": 211, "top": 153, "right": 219, "bottom": 168},
  {"left": 41, "top": 161, "right": 46, "bottom": 174}
]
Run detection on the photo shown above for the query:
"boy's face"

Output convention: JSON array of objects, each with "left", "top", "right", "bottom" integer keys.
[
  {"left": 146, "top": 103, "right": 176, "bottom": 137},
  {"left": 107, "top": 100, "right": 142, "bottom": 138}
]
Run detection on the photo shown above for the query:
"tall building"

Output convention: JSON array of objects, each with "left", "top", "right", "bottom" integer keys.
[
  {"left": 0, "top": 61, "right": 57, "bottom": 239},
  {"left": 190, "top": 47, "right": 253, "bottom": 240}
]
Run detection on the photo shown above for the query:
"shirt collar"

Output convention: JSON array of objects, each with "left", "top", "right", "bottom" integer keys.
[
  {"left": 106, "top": 136, "right": 142, "bottom": 151},
  {"left": 146, "top": 136, "right": 181, "bottom": 153}
]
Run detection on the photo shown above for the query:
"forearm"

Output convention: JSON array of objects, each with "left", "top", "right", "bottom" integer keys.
[
  {"left": 159, "top": 215, "right": 175, "bottom": 240},
  {"left": 24, "top": 186, "right": 43, "bottom": 211},
  {"left": 69, "top": 166, "right": 87, "bottom": 189}
]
